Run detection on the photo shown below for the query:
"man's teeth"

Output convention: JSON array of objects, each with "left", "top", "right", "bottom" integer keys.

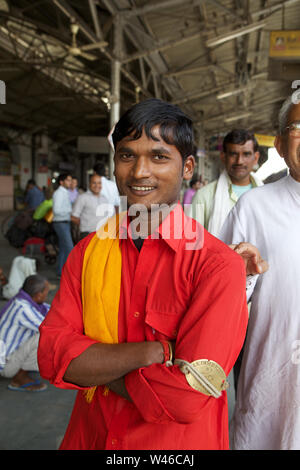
[{"left": 131, "top": 186, "right": 154, "bottom": 191}]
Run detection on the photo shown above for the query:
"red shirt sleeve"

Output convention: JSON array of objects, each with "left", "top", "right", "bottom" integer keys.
[
  {"left": 125, "top": 249, "right": 248, "bottom": 424},
  {"left": 38, "top": 234, "right": 98, "bottom": 389}
]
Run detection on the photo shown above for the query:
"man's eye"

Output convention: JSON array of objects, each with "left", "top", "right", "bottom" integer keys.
[
  {"left": 153, "top": 154, "right": 168, "bottom": 160},
  {"left": 120, "top": 153, "right": 134, "bottom": 159}
]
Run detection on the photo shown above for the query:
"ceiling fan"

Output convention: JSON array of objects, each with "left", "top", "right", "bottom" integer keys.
[{"left": 60, "top": 22, "right": 108, "bottom": 61}]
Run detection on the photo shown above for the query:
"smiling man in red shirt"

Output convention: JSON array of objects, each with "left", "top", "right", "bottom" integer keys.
[{"left": 38, "top": 98, "right": 248, "bottom": 450}]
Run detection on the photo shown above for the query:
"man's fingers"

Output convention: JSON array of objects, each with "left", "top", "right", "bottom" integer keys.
[
  {"left": 229, "top": 242, "right": 269, "bottom": 275},
  {"left": 257, "top": 260, "right": 269, "bottom": 274}
]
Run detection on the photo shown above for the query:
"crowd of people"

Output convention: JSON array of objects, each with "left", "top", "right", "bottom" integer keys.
[{"left": 0, "top": 93, "right": 299, "bottom": 451}]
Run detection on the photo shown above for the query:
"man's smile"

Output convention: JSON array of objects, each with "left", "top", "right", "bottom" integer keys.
[{"left": 129, "top": 185, "right": 157, "bottom": 195}]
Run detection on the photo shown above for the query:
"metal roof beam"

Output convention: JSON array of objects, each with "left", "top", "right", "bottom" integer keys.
[
  {"left": 251, "top": 0, "right": 300, "bottom": 19},
  {"left": 51, "top": 0, "right": 99, "bottom": 43},
  {"left": 120, "top": 0, "right": 197, "bottom": 18},
  {"left": 122, "top": 31, "right": 204, "bottom": 64},
  {"left": 88, "top": 0, "right": 104, "bottom": 41},
  {"left": 205, "top": 0, "right": 244, "bottom": 21}
]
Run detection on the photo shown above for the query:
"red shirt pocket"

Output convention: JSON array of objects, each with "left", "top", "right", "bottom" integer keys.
[{"left": 145, "top": 309, "right": 181, "bottom": 341}]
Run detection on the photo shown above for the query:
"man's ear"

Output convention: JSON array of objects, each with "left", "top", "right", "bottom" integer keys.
[
  {"left": 183, "top": 155, "right": 195, "bottom": 181},
  {"left": 274, "top": 135, "right": 285, "bottom": 159},
  {"left": 32, "top": 292, "right": 41, "bottom": 303},
  {"left": 220, "top": 152, "right": 226, "bottom": 165},
  {"left": 254, "top": 151, "right": 260, "bottom": 165}
]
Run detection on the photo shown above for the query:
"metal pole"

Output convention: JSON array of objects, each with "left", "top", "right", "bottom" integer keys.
[
  {"left": 109, "top": 15, "right": 122, "bottom": 181},
  {"left": 197, "top": 121, "right": 205, "bottom": 179},
  {"left": 31, "top": 133, "right": 36, "bottom": 180}
]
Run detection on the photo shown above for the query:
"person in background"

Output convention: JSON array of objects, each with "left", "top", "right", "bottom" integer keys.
[
  {"left": 24, "top": 179, "right": 45, "bottom": 211},
  {"left": 182, "top": 177, "right": 202, "bottom": 205},
  {"left": 33, "top": 186, "right": 53, "bottom": 221},
  {"left": 191, "top": 129, "right": 263, "bottom": 237},
  {"left": 71, "top": 174, "right": 114, "bottom": 240},
  {"left": 0, "top": 274, "right": 49, "bottom": 392},
  {"left": 93, "top": 162, "right": 120, "bottom": 214},
  {"left": 0, "top": 267, "right": 7, "bottom": 299},
  {"left": 220, "top": 95, "right": 300, "bottom": 450},
  {"left": 69, "top": 176, "right": 79, "bottom": 204},
  {"left": 52, "top": 173, "right": 73, "bottom": 278}
]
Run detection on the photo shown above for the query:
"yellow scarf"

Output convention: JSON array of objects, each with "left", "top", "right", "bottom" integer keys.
[{"left": 81, "top": 213, "right": 125, "bottom": 403}]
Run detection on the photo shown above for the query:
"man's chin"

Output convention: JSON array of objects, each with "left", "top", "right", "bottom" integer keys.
[{"left": 230, "top": 171, "right": 248, "bottom": 181}]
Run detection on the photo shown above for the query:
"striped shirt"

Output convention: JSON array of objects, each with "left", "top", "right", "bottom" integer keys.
[{"left": 0, "top": 297, "right": 49, "bottom": 371}]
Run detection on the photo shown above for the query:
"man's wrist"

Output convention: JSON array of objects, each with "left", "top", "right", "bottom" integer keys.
[
  {"left": 159, "top": 340, "right": 173, "bottom": 365},
  {"left": 144, "top": 341, "right": 165, "bottom": 366}
]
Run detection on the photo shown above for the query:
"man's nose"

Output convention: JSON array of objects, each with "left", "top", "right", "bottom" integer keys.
[
  {"left": 131, "top": 156, "right": 151, "bottom": 178},
  {"left": 235, "top": 153, "right": 244, "bottom": 164}
]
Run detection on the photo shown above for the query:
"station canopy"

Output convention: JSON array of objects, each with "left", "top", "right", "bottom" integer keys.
[{"left": 0, "top": 0, "right": 299, "bottom": 150}]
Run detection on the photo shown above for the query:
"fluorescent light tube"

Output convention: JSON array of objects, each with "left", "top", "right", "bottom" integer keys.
[
  {"left": 224, "top": 112, "right": 252, "bottom": 123},
  {"left": 206, "top": 21, "right": 266, "bottom": 48}
]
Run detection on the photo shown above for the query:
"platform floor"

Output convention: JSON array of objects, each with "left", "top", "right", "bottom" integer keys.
[
  {"left": 0, "top": 211, "right": 76, "bottom": 450},
  {"left": 0, "top": 210, "right": 236, "bottom": 450}
]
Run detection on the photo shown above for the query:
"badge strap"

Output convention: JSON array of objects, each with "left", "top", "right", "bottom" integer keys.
[{"left": 174, "top": 358, "right": 228, "bottom": 398}]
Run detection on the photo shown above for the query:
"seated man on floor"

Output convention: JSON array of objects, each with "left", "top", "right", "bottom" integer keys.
[{"left": 0, "top": 274, "right": 50, "bottom": 392}]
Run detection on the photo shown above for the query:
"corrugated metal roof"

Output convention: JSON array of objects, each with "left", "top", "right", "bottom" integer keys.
[{"left": 0, "top": 0, "right": 299, "bottom": 148}]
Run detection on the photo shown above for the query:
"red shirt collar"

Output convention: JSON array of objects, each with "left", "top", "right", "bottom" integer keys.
[{"left": 119, "top": 202, "right": 197, "bottom": 253}]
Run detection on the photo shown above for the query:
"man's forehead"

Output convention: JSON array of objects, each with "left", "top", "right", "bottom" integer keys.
[
  {"left": 114, "top": 124, "right": 183, "bottom": 158},
  {"left": 288, "top": 103, "right": 300, "bottom": 123},
  {"left": 90, "top": 175, "right": 101, "bottom": 182},
  {"left": 120, "top": 125, "right": 162, "bottom": 143},
  {"left": 225, "top": 140, "right": 255, "bottom": 151}
]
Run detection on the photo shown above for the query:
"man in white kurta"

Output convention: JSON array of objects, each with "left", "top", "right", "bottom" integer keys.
[{"left": 220, "top": 96, "right": 300, "bottom": 450}]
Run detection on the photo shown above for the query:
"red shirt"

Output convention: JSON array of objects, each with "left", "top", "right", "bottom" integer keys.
[{"left": 38, "top": 204, "right": 248, "bottom": 450}]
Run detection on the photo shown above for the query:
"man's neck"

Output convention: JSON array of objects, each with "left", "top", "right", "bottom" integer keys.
[
  {"left": 230, "top": 176, "right": 251, "bottom": 186},
  {"left": 128, "top": 202, "right": 177, "bottom": 238},
  {"left": 290, "top": 170, "right": 300, "bottom": 183}
]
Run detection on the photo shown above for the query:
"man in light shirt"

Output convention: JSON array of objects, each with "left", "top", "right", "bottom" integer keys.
[
  {"left": 53, "top": 173, "right": 73, "bottom": 277},
  {"left": 191, "top": 129, "right": 263, "bottom": 237},
  {"left": 93, "top": 162, "right": 120, "bottom": 214},
  {"left": 71, "top": 174, "right": 114, "bottom": 240},
  {"left": 220, "top": 95, "right": 300, "bottom": 450},
  {"left": 69, "top": 176, "right": 79, "bottom": 204}
]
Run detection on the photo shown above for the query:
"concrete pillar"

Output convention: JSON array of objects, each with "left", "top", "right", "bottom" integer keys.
[{"left": 109, "top": 15, "right": 123, "bottom": 180}]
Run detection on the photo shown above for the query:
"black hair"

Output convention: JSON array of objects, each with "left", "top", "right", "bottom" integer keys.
[
  {"left": 189, "top": 176, "right": 201, "bottom": 188},
  {"left": 112, "top": 98, "right": 194, "bottom": 161},
  {"left": 57, "top": 173, "right": 72, "bottom": 184},
  {"left": 93, "top": 162, "right": 106, "bottom": 176},
  {"left": 89, "top": 173, "right": 101, "bottom": 182},
  {"left": 22, "top": 274, "right": 47, "bottom": 297},
  {"left": 223, "top": 129, "right": 259, "bottom": 153}
]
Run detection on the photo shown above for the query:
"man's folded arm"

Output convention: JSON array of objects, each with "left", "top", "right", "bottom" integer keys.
[
  {"left": 123, "top": 254, "right": 248, "bottom": 425},
  {"left": 38, "top": 239, "right": 164, "bottom": 389},
  {"left": 38, "top": 236, "right": 248, "bottom": 425}
]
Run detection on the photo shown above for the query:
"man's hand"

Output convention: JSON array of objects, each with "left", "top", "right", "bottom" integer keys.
[
  {"left": 71, "top": 216, "right": 80, "bottom": 225},
  {"left": 229, "top": 242, "right": 269, "bottom": 276},
  {"left": 107, "top": 377, "right": 132, "bottom": 402}
]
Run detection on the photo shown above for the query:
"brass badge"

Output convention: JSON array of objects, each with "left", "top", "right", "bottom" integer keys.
[{"left": 175, "top": 359, "right": 229, "bottom": 397}]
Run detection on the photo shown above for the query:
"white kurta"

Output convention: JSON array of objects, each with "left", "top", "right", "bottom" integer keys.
[{"left": 220, "top": 175, "right": 300, "bottom": 450}]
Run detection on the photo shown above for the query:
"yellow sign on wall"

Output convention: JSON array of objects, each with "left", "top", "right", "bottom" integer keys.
[
  {"left": 269, "top": 30, "right": 300, "bottom": 58},
  {"left": 255, "top": 134, "right": 275, "bottom": 148}
]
